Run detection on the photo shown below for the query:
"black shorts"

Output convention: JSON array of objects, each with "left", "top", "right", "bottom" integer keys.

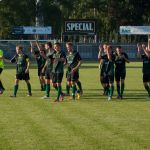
[
  {"left": 143, "top": 73, "right": 150, "bottom": 82},
  {"left": 45, "top": 70, "right": 52, "bottom": 80},
  {"left": 0, "top": 68, "right": 3, "bottom": 74},
  {"left": 52, "top": 73, "right": 64, "bottom": 83},
  {"left": 38, "top": 68, "right": 45, "bottom": 77},
  {"left": 16, "top": 73, "right": 30, "bottom": 80},
  {"left": 103, "top": 74, "right": 114, "bottom": 84},
  {"left": 103, "top": 75, "right": 109, "bottom": 84},
  {"left": 67, "top": 71, "right": 79, "bottom": 82},
  {"left": 115, "top": 71, "right": 126, "bottom": 81}
]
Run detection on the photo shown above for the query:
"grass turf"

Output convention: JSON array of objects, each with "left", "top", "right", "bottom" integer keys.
[{"left": 0, "top": 62, "right": 150, "bottom": 150}]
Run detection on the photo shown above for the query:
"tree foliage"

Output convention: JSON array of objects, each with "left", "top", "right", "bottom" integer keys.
[{"left": 0, "top": 0, "right": 149, "bottom": 41}]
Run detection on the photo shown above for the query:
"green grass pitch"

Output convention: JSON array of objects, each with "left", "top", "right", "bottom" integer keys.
[{"left": 0, "top": 62, "right": 150, "bottom": 150}]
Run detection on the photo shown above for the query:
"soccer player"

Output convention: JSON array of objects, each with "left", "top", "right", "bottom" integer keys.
[
  {"left": 30, "top": 41, "right": 46, "bottom": 91},
  {"left": 41, "top": 42, "right": 55, "bottom": 99},
  {"left": 104, "top": 45, "right": 116, "bottom": 101},
  {"left": 10, "top": 45, "right": 32, "bottom": 97},
  {"left": 98, "top": 43, "right": 109, "bottom": 95},
  {"left": 66, "top": 42, "right": 82, "bottom": 100},
  {"left": 115, "top": 46, "right": 130, "bottom": 99},
  {"left": 52, "top": 42, "right": 66, "bottom": 102},
  {"left": 137, "top": 41, "right": 150, "bottom": 98},
  {"left": 0, "top": 49, "right": 5, "bottom": 94}
]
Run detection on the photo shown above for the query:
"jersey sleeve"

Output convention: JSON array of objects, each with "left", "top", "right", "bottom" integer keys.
[
  {"left": 76, "top": 52, "right": 82, "bottom": 61},
  {"left": 124, "top": 53, "right": 129, "bottom": 59}
]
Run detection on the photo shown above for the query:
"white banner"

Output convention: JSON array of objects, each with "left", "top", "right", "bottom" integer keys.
[
  {"left": 12, "top": 26, "right": 52, "bottom": 34},
  {"left": 120, "top": 26, "right": 150, "bottom": 35}
]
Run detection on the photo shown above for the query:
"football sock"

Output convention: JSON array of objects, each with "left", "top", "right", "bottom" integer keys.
[
  {"left": 54, "top": 86, "right": 58, "bottom": 91},
  {"left": 72, "top": 85, "right": 76, "bottom": 98},
  {"left": 46, "top": 84, "right": 50, "bottom": 97},
  {"left": 121, "top": 83, "right": 124, "bottom": 96},
  {"left": 117, "top": 84, "right": 121, "bottom": 96},
  {"left": 27, "top": 83, "right": 32, "bottom": 95},
  {"left": 66, "top": 84, "right": 70, "bottom": 94},
  {"left": 57, "top": 86, "right": 62, "bottom": 100},
  {"left": 13, "top": 85, "right": 18, "bottom": 96},
  {"left": 109, "top": 85, "right": 114, "bottom": 97},
  {"left": 77, "top": 81, "right": 83, "bottom": 92}
]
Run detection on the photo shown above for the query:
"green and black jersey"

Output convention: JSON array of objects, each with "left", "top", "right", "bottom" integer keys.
[
  {"left": 11, "top": 53, "right": 29, "bottom": 74},
  {"left": 115, "top": 52, "right": 128, "bottom": 73},
  {"left": 66, "top": 51, "right": 82, "bottom": 73},
  {"left": 102, "top": 54, "right": 115, "bottom": 76},
  {"left": 52, "top": 51, "right": 66, "bottom": 73},
  {"left": 46, "top": 50, "right": 55, "bottom": 72},
  {"left": 141, "top": 54, "right": 150, "bottom": 75},
  {"left": 100, "top": 54, "right": 108, "bottom": 75},
  {"left": 36, "top": 54, "right": 46, "bottom": 69}
]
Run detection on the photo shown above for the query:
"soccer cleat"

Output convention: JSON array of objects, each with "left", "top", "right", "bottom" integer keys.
[
  {"left": 120, "top": 95, "right": 123, "bottom": 100},
  {"left": 41, "top": 96, "right": 49, "bottom": 99},
  {"left": 54, "top": 99, "right": 59, "bottom": 102},
  {"left": 64, "top": 93, "right": 70, "bottom": 96},
  {"left": 117, "top": 95, "right": 121, "bottom": 99},
  {"left": 0, "top": 90, "right": 3, "bottom": 94},
  {"left": 68, "top": 96, "right": 73, "bottom": 101},
  {"left": 59, "top": 94, "right": 64, "bottom": 102},
  {"left": 27, "top": 93, "right": 32, "bottom": 97},
  {"left": 76, "top": 93, "right": 80, "bottom": 100},
  {"left": 10, "top": 95, "right": 16, "bottom": 98},
  {"left": 108, "top": 96, "right": 112, "bottom": 101},
  {"left": 78, "top": 90, "right": 83, "bottom": 96}
]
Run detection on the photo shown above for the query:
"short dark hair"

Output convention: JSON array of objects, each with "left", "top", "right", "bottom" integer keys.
[
  {"left": 45, "top": 41, "right": 52, "bottom": 48},
  {"left": 54, "top": 42, "right": 61, "bottom": 47},
  {"left": 116, "top": 46, "right": 122, "bottom": 49},
  {"left": 16, "top": 45, "right": 23, "bottom": 50},
  {"left": 66, "top": 42, "right": 73, "bottom": 46}
]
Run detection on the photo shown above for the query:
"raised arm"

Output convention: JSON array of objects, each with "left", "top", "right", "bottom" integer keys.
[
  {"left": 148, "top": 37, "right": 150, "bottom": 50},
  {"left": 137, "top": 43, "right": 142, "bottom": 58},
  {"left": 35, "top": 40, "right": 41, "bottom": 52},
  {"left": 30, "top": 41, "right": 34, "bottom": 53},
  {"left": 142, "top": 44, "right": 150, "bottom": 58},
  {"left": 98, "top": 44, "right": 103, "bottom": 60}
]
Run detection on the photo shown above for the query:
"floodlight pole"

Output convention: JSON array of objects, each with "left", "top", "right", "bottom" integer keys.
[{"left": 35, "top": 0, "right": 44, "bottom": 39}]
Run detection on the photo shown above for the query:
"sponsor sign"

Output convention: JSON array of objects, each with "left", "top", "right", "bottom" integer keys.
[
  {"left": 12, "top": 26, "right": 52, "bottom": 34},
  {"left": 120, "top": 26, "right": 150, "bottom": 35},
  {"left": 64, "top": 20, "right": 96, "bottom": 34}
]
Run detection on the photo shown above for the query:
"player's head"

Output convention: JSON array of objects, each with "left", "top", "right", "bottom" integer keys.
[
  {"left": 116, "top": 46, "right": 122, "bottom": 55},
  {"left": 54, "top": 42, "right": 61, "bottom": 52},
  {"left": 34, "top": 50, "right": 40, "bottom": 57},
  {"left": 106, "top": 45, "right": 112, "bottom": 54},
  {"left": 38, "top": 43, "right": 46, "bottom": 55},
  {"left": 66, "top": 42, "right": 73, "bottom": 52},
  {"left": 16, "top": 45, "right": 23, "bottom": 54},
  {"left": 45, "top": 42, "right": 53, "bottom": 50},
  {"left": 103, "top": 43, "right": 108, "bottom": 50}
]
